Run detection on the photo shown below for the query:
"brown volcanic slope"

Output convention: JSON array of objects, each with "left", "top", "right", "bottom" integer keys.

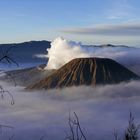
[{"left": 27, "top": 58, "right": 140, "bottom": 90}]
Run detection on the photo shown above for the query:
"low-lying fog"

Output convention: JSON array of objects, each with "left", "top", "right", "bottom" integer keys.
[{"left": 0, "top": 80, "right": 140, "bottom": 140}]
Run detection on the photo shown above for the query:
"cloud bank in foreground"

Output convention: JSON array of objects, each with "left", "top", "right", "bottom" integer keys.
[
  {"left": 45, "top": 37, "right": 140, "bottom": 76},
  {"left": 0, "top": 80, "right": 140, "bottom": 140}
]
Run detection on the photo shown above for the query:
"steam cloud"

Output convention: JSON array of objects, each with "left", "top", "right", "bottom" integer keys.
[
  {"left": 45, "top": 37, "right": 89, "bottom": 69},
  {"left": 45, "top": 37, "right": 140, "bottom": 76}
]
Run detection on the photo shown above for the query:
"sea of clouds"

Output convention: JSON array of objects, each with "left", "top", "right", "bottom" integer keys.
[
  {"left": 0, "top": 37, "right": 140, "bottom": 140},
  {"left": 0, "top": 80, "right": 140, "bottom": 140}
]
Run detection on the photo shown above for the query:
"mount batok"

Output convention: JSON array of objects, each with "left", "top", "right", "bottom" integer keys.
[{"left": 27, "top": 58, "right": 140, "bottom": 90}]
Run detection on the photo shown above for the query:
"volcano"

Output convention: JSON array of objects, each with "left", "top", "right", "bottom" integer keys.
[{"left": 27, "top": 58, "right": 139, "bottom": 90}]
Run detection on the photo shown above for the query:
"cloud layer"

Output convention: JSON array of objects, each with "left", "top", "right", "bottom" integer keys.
[
  {"left": 62, "top": 23, "right": 140, "bottom": 36},
  {"left": 0, "top": 80, "right": 140, "bottom": 140}
]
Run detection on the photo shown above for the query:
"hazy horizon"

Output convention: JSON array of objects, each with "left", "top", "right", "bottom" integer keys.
[{"left": 0, "top": 38, "right": 140, "bottom": 48}]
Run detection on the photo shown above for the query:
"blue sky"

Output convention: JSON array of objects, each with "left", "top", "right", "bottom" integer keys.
[{"left": 0, "top": 0, "right": 140, "bottom": 46}]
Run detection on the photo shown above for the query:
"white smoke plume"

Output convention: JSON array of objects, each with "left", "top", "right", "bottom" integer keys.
[{"left": 45, "top": 37, "right": 89, "bottom": 69}]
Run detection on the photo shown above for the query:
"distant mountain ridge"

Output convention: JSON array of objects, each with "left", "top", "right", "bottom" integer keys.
[
  {"left": 0, "top": 40, "right": 50, "bottom": 46},
  {"left": 0, "top": 41, "right": 134, "bottom": 68},
  {"left": 0, "top": 40, "right": 51, "bottom": 63},
  {"left": 1, "top": 64, "right": 55, "bottom": 86},
  {"left": 27, "top": 58, "right": 140, "bottom": 90}
]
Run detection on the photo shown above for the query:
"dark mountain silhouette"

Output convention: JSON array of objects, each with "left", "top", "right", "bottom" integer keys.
[
  {"left": 0, "top": 41, "right": 132, "bottom": 64},
  {"left": 27, "top": 58, "right": 139, "bottom": 90},
  {"left": 0, "top": 41, "right": 51, "bottom": 63}
]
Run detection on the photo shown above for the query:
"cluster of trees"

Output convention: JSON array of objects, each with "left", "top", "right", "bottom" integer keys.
[
  {"left": 114, "top": 112, "right": 139, "bottom": 140},
  {"left": 0, "top": 47, "right": 17, "bottom": 105},
  {"left": 0, "top": 47, "right": 16, "bottom": 135},
  {"left": 0, "top": 111, "right": 139, "bottom": 140},
  {"left": 65, "top": 112, "right": 140, "bottom": 140}
]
